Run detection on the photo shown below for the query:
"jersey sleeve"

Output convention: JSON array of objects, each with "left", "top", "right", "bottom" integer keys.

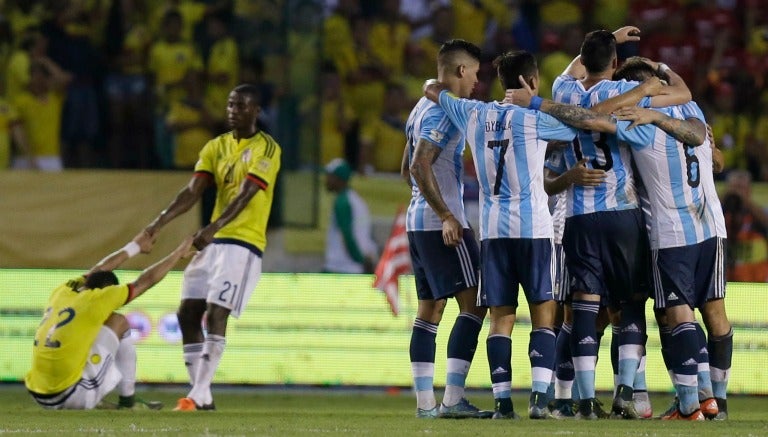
[
  {"left": 552, "top": 74, "right": 575, "bottom": 96},
  {"left": 437, "top": 90, "right": 482, "bottom": 132},
  {"left": 536, "top": 112, "right": 578, "bottom": 142},
  {"left": 616, "top": 121, "right": 655, "bottom": 150},
  {"left": 679, "top": 101, "right": 706, "bottom": 123},
  {"left": 418, "top": 106, "right": 459, "bottom": 149},
  {"left": 193, "top": 139, "right": 217, "bottom": 177},
  {"left": 246, "top": 138, "right": 281, "bottom": 190}
]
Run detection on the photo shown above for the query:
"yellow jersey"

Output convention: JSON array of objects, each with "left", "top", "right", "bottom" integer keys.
[
  {"left": 148, "top": 40, "right": 202, "bottom": 104},
  {"left": 167, "top": 100, "right": 213, "bottom": 169},
  {"left": 0, "top": 99, "right": 20, "bottom": 168},
  {"left": 195, "top": 131, "right": 282, "bottom": 253},
  {"left": 25, "top": 277, "right": 130, "bottom": 395},
  {"left": 204, "top": 37, "right": 240, "bottom": 121},
  {"left": 361, "top": 115, "right": 407, "bottom": 173},
  {"left": 13, "top": 91, "right": 64, "bottom": 157}
]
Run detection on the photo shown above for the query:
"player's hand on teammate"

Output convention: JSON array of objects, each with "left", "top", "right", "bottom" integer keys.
[
  {"left": 133, "top": 230, "right": 156, "bottom": 254},
  {"left": 613, "top": 106, "right": 661, "bottom": 130},
  {"left": 612, "top": 26, "right": 641, "bottom": 44},
  {"left": 638, "top": 76, "right": 664, "bottom": 96},
  {"left": 441, "top": 214, "right": 462, "bottom": 247},
  {"left": 503, "top": 76, "right": 535, "bottom": 107},
  {"left": 566, "top": 158, "right": 607, "bottom": 187}
]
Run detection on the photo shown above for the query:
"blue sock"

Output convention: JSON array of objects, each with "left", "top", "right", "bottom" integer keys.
[
  {"left": 659, "top": 325, "right": 673, "bottom": 379},
  {"left": 529, "top": 328, "right": 556, "bottom": 395},
  {"left": 554, "top": 323, "right": 574, "bottom": 400},
  {"left": 618, "top": 303, "right": 645, "bottom": 388},
  {"left": 410, "top": 318, "right": 438, "bottom": 409},
  {"left": 694, "top": 323, "right": 713, "bottom": 400},
  {"left": 487, "top": 334, "right": 512, "bottom": 410},
  {"left": 670, "top": 322, "right": 701, "bottom": 415},
  {"left": 443, "top": 313, "right": 483, "bottom": 406},
  {"left": 570, "top": 300, "right": 600, "bottom": 400},
  {"left": 708, "top": 328, "right": 733, "bottom": 400}
]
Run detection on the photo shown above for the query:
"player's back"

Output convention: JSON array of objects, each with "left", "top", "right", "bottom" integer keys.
[
  {"left": 26, "top": 278, "right": 128, "bottom": 394},
  {"left": 552, "top": 76, "right": 644, "bottom": 217},
  {"left": 462, "top": 101, "right": 554, "bottom": 240},
  {"left": 405, "top": 96, "right": 467, "bottom": 232}
]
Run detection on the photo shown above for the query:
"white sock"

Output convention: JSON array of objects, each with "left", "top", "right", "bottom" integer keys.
[
  {"left": 116, "top": 331, "right": 136, "bottom": 397},
  {"left": 188, "top": 335, "right": 225, "bottom": 405},
  {"left": 183, "top": 343, "right": 204, "bottom": 387}
]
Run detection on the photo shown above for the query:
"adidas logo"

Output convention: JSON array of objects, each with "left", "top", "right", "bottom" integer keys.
[
  {"left": 682, "top": 358, "right": 698, "bottom": 366},
  {"left": 529, "top": 349, "right": 543, "bottom": 358},
  {"left": 699, "top": 347, "right": 709, "bottom": 354},
  {"left": 492, "top": 366, "right": 508, "bottom": 375},
  {"left": 622, "top": 323, "right": 641, "bottom": 333},
  {"left": 668, "top": 293, "right": 679, "bottom": 301},
  {"left": 578, "top": 336, "right": 597, "bottom": 345}
]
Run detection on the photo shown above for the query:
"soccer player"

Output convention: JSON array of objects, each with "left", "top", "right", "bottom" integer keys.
[
  {"left": 510, "top": 68, "right": 727, "bottom": 421},
  {"left": 138, "top": 84, "right": 281, "bottom": 411},
  {"left": 403, "top": 39, "right": 490, "bottom": 419},
  {"left": 25, "top": 233, "right": 194, "bottom": 410},
  {"left": 538, "top": 27, "right": 691, "bottom": 419},
  {"left": 422, "top": 50, "right": 650, "bottom": 420}
]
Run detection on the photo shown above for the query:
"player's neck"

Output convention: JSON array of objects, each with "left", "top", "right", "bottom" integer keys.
[
  {"left": 581, "top": 71, "right": 612, "bottom": 89},
  {"left": 437, "top": 75, "right": 461, "bottom": 96},
  {"left": 233, "top": 127, "right": 260, "bottom": 140}
]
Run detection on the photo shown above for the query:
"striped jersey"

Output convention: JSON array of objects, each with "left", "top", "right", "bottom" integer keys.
[
  {"left": 616, "top": 101, "right": 726, "bottom": 249},
  {"left": 405, "top": 97, "right": 469, "bottom": 232},
  {"left": 545, "top": 147, "right": 568, "bottom": 244},
  {"left": 437, "top": 90, "right": 577, "bottom": 240},
  {"left": 548, "top": 75, "right": 651, "bottom": 217}
]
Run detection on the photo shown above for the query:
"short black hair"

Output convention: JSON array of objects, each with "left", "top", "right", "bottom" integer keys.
[
  {"left": 232, "top": 83, "right": 261, "bottom": 104},
  {"left": 494, "top": 50, "right": 538, "bottom": 90},
  {"left": 580, "top": 30, "right": 616, "bottom": 74},
  {"left": 85, "top": 270, "right": 119, "bottom": 289},
  {"left": 438, "top": 39, "right": 482, "bottom": 64},
  {"left": 613, "top": 57, "right": 659, "bottom": 82}
]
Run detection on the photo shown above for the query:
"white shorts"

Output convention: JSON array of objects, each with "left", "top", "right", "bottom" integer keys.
[
  {"left": 181, "top": 242, "right": 263, "bottom": 318},
  {"left": 31, "top": 326, "right": 122, "bottom": 410}
]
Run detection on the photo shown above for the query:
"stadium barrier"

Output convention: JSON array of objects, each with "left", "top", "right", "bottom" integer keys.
[{"left": 1, "top": 270, "right": 765, "bottom": 393}]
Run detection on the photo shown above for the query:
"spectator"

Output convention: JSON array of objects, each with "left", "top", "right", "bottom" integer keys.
[
  {"left": 203, "top": 13, "right": 239, "bottom": 133},
  {"left": 0, "top": 91, "right": 31, "bottom": 169},
  {"left": 722, "top": 170, "right": 768, "bottom": 282},
  {"left": 319, "top": 65, "right": 354, "bottom": 166},
  {"left": 5, "top": 30, "right": 47, "bottom": 102},
  {"left": 359, "top": 82, "right": 407, "bottom": 173},
  {"left": 166, "top": 71, "right": 214, "bottom": 169},
  {"left": 323, "top": 158, "right": 377, "bottom": 274}
]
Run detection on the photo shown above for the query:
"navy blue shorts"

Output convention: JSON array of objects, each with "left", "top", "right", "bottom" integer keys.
[
  {"left": 408, "top": 229, "right": 480, "bottom": 300},
  {"left": 563, "top": 208, "right": 648, "bottom": 306},
  {"left": 652, "top": 237, "right": 726, "bottom": 310},
  {"left": 554, "top": 243, "right": 570, "bottom": 303},
  {"left": 479, "top": 238, "right": 555, "bottom": 307}
]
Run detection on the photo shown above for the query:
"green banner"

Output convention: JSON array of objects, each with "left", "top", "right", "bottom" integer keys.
[{"left": 1, "top": 270, "right": 765, "bottom": 393}]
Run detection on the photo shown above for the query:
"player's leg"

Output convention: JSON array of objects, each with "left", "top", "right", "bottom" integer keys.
[
  {"left": 407, "top": 231, "right": 444, "bottom": 418},
  {"left": 699, "top": 237, "right": 732, "bottom": 420},
  {"left": 655, "top": 245, "right": 705, "bottom": 420},
  {"left": 553, "top": 303, "right": 577, "bottom": 418},
  {"left": 439, "top": 229, "right": 488, "bottom": 417},
  {"left": 177, "top": 249, "right": 215, "bottom": 391},
  {"left": 480, "top": 238, "right": 520, "bottom": 420},
  {"left": 61, "top": 323, "right": 124, "bottom": 409},
  {"left": 186, "top": 303, "right": 230, "bottom": 409}
]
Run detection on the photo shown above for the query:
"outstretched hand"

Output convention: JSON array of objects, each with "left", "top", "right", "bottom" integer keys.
[
  {"left": 502, "top": 75, "right": 535, "bottom": 107},
  {"left": 613, "top": 106, "right": 661, "bottom": 130},
  {"left": 133, "top": 230, "right": 156, "bottom": 254},
  {"left": 613, "top": 26, "right": 641, "bottom": 44}
]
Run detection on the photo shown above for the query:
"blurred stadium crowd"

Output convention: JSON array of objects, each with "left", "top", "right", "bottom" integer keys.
[{"left": 0, "top": 0, "right": 766, "bottom": 177}]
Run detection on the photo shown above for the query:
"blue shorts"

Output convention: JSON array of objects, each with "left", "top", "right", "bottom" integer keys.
[
  {"left": 408, "top": 229, "right": 480, "bottom": 300},
  {"left": 563, "top": 209, "right": 648, "bottom": 306},
  {"left": 652, "top": 237, "right": 726, "bottom": 310},
  {"left": 479, "top": 238, "right": 555, "bottom": 307},
  {"left": 554, "top": 243, "right": 570, "bottom": 303}
]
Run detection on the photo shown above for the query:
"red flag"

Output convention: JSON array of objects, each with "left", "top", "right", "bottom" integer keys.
[{"left": 373, "top": 207, "right": 411, "bottom": 315}]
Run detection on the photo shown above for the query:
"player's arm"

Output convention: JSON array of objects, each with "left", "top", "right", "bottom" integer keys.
[
  {"left": 192, "top": 178, "right": 261, "bottom": 250},
  {"left": 86, "top": 231, "right": 155, "bottom": 276},
  {"left": 708, "top": 124, "right": 725, "bottom": 173},
  {"left": 144, "top": 174, "right": 212, "bottom": 237},
  {"left": 544, "top": 160, "right": 607, "bottom": 195},
  {"left": 590, "top": 77, "right": 663, "bottom": 114},
  {"left": 613, "top": 106, "right": 706, "bottom": 146},
  {"left": 647, "top": 64, "right": 692, "bottom": 107},
  {"left": 127, "top": 236, "right": 194, "bottom": 303}
]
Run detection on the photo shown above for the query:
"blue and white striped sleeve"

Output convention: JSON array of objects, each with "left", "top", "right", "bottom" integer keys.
[
  {"left": 616, "top": 121, "right": 655, "bottom": 150},
  {"left": 419, "top": 106, "right": 458, "bottom": 150},
  {"left": 437, "top": 90, "right": 480, "bottom": 132}
]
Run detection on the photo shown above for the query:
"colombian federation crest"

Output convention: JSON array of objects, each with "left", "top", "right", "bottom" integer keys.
[{"left": 242, "top": 149, "right": 252, "bottom": 163}]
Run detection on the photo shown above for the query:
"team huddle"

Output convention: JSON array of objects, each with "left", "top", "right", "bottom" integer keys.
[{"left": 405, "top": 27, "right": 732, "bottom": 421}]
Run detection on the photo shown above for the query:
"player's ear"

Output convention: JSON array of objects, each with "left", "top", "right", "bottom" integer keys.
[{"left": 457, "top": 64, "right": 465, "bottom": 78}]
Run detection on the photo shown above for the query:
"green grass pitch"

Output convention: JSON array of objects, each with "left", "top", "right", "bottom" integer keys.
[{"left": 2, "top": 385, "right": 767, "bottom": 436}]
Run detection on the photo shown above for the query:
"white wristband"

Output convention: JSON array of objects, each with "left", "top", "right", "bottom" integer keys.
[{"left": 122, "top": 241, "right": 141, "bottom": 258}]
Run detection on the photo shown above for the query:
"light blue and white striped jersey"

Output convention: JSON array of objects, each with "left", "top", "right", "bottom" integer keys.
[
  {"left": 548, "top": 75, "right": 652, "bottom": 217},
  {"left": 405, "top": 97, "right": 468, "bottom": 232},
  {"left": 545, "top": 147, "right": 567, "bottom": 244},
  {"left": 437, "top": 90, "right": 577, "bottom": 240},
  {"left": 617, "top": 101, "right": 726, "bottom": 249}
]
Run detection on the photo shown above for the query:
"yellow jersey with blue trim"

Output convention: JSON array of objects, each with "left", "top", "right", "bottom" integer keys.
[
  {"left": 25, "top": 277, "right": 130, "bottom": 395},
  {"left": 194, "top": 130, "right": 281, "bottom": 253}
]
